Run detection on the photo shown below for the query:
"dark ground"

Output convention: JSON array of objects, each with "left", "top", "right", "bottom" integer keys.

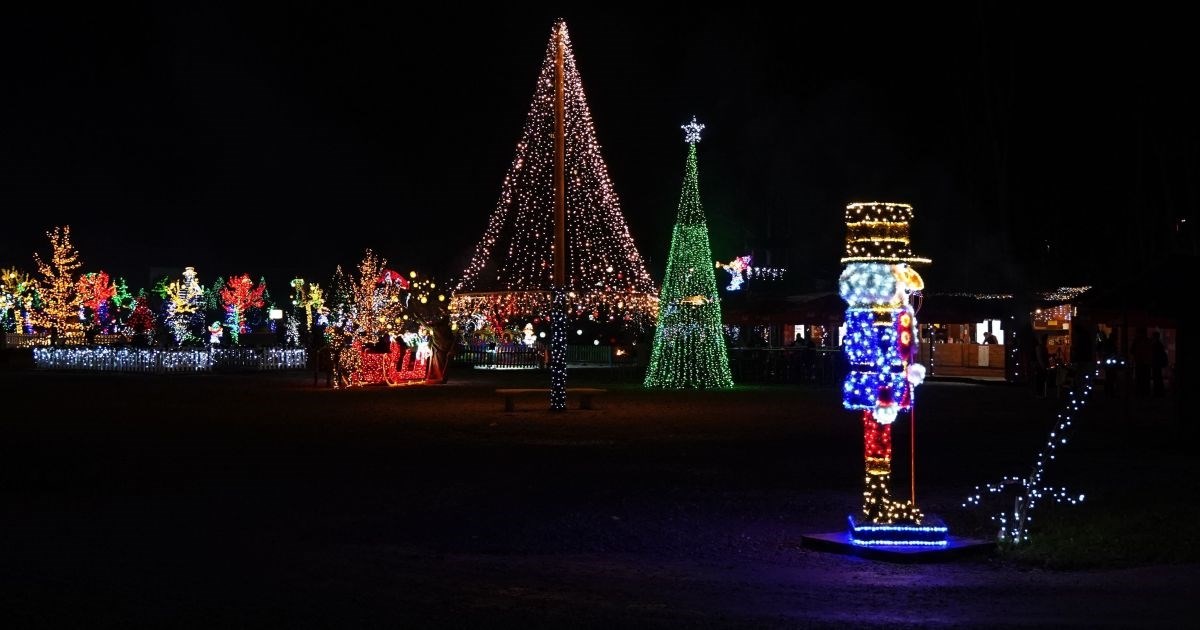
[{"left": 1, "top": 367, "right": 1195, "bottom": 628}]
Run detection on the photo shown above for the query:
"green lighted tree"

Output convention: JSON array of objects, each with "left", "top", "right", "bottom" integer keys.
[{"left": 644, "top": 118, "right": 734, "bottom": 389}]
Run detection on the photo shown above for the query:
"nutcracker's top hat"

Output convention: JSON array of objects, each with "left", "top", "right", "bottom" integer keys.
[{"left": 840, "top": 202, "right": 931, "bottom": 264}]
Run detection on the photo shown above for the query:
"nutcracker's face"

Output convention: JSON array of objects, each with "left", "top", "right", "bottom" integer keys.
[
  {"left": 839, "top": 263, "right": 897, "bottom": 308},
  {"left": 839, "top": 263, "right": 923, "bottom": 310}
]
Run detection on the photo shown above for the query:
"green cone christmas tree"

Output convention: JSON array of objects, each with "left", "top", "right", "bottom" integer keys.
[{"left": 644, "top": 118, "right": 734, "bottom": 389}]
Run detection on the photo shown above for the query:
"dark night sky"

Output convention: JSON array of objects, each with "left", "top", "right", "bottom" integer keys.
[{"left": 3, "top": 5, "right": 1197, "bottom": 294}]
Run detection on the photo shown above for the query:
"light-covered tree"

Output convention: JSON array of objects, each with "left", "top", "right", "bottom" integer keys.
[
  {"left": 76, "top": 271, "right": 116, "bottom": 333},
  {"left": 32, "top": 226, "right": 84, "bottom": 340},
  {"left": 163, "top": 267, "right": 206, "bottom": 345},
  {"left": 219, "top": 274, "right": 266, "bottom": 344}
]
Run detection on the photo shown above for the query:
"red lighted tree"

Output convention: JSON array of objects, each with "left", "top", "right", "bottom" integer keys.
[
  {"left": 76, "top": 271, "right": 116, "bottom": 330},
  {"left": 127, "top": 296, "right": 155, "bottom": 343},
  {"left": 220, "top": 274, "right": 266, "bottom": 341}
]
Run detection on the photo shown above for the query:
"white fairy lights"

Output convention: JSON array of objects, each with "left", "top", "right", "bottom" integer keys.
[
  {"left": 681, "top": 116, "right": 705, "bottom": 144},
  {"left": 32, "top": 347, "right": 307, "bottom": 373},
  {"left": 1033, "top": 304, "right": 1073, "bottom": 329},
  {"left": 1037, "top": 286, "right": 1092, "bottom": 302},
  {"left": 452, "top": 21, "right": 657, "bottom": 330},
  {"left": 164, "top": 266, "right": 205, "bottom": 344},
  {"left": 963, "top": 359, "right": 1114, "bottom": 543}
]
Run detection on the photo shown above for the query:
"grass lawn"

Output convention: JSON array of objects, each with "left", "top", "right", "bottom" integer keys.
[{"left": 2, "top": 366, "right": 1194, "bottom": 626}]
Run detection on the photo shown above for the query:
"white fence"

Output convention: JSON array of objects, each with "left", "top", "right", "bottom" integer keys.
[
  {"left": 3, "top": 333, "right": 50, "bottom": 348},
  {"left": 211, "top": 348, "right": 308, "bottom": 371},
  {"left": 2, "top": 332, "right": 129, "bottom": 348},
  {"left": 33, "top": 347, "right": 307, "bottom": 373}
]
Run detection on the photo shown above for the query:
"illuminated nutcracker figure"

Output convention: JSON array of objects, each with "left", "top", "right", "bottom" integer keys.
[{"left": 839, "top": 202, "right": 943, "bottom": 542}]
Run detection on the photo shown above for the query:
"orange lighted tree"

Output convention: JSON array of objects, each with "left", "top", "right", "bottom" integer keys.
[{"left": 32, "top": 226, "right": 84, "bottom": 339}]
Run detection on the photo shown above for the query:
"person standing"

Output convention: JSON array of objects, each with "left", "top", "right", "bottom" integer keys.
[
  {"left": 1098, "top": 328, "right": 1119, "bottom": 396},
  {"left": 1033, "top": 334, "right": 1050, "bottom": 398},
  {"left": 1150, "top": 331, "right": 1168, "bottom": 397},
  {"left": 1131, "top": 328, "right": 1151, "bottom": 397}
]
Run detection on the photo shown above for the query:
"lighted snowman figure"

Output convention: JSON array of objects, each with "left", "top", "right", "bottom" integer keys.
[
  {"left": 521, "top": 323, "right": 537, "bottom": 347},
  {"left": 208, "top": 321, "right": 224, "bottom": 345},
  {"left": 838, "top": 202, "right": 929, "bottom": 525}
]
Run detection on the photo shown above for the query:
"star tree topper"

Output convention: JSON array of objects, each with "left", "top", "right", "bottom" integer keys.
[{"left": 682, "top": 116, "right": 705, "bottom": 144}]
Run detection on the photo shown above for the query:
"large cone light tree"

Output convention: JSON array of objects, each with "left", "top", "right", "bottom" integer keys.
[
  {"left": 452, "top": 21, "right": 658, "bottom": 332},
  {"left": 453, "top": 20, "right": 659, "bottom": 410}
]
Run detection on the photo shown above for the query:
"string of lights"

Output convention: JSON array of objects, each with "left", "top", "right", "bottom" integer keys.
[
  {"left": 847, "top": 511, "right": 949, "bottom": 547},
  {"left": 841, "top": 203, "right": 931, "bottom": 264},
  {"left": 963, "top": 358, "right": 1114, "bottom": 543},
  {"left": 644, "top": 118, "right": 733, "bottom": 389},
  {"left": 934, "top": 292, "right": 1015, "bottom": 300},
  {"left": 452, "top": 21, "right": 657, "bottom": 331},
  {"left": 1036, "top": 286, "right": 1092, "bottom": 302},
  {"left": 32, "top": 347, "right": 307, "bottom": 373},
  {"left": 550, "top": 288, "right": 568, "bottom": 408},
  {"left": 450, "top": 290, "right": 656, "bottom": 333},
  {"left": 746, "top": 267, "right": 786, "bottom": 281}
]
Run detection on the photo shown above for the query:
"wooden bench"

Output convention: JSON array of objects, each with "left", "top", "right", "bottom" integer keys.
[{"left": 495, "top": 388, "right": 608, "bottom": 411}]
